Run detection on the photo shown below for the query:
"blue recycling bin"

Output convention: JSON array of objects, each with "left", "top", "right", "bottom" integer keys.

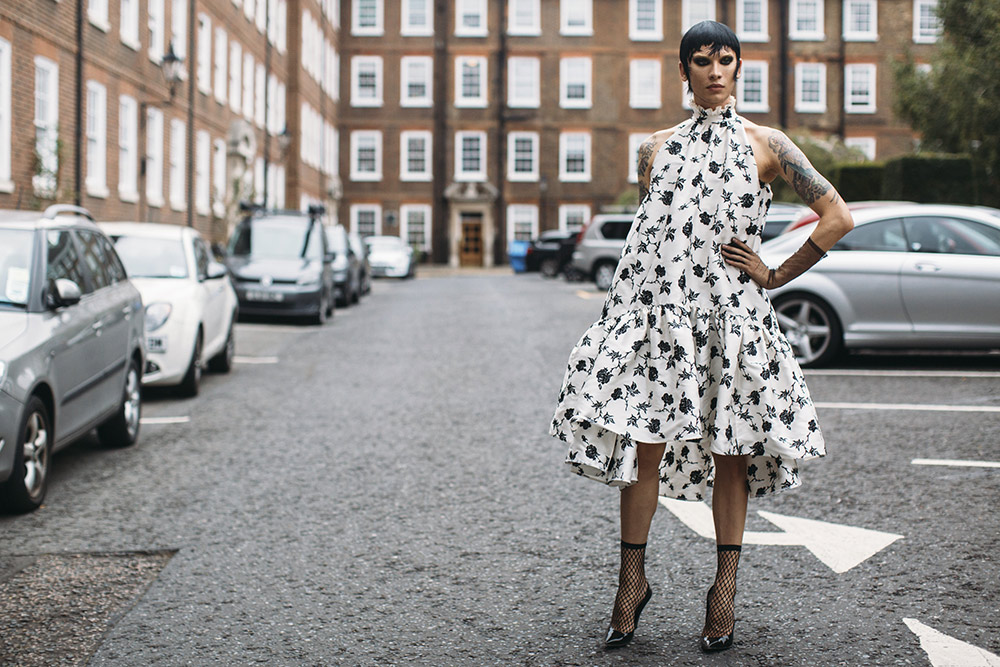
[{"left": 509, "top": 239, "right": 530, "bottom": 273}]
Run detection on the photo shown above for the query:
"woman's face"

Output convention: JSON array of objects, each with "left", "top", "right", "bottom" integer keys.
[{"left": 679, "top": 45, "right": 741, "bottom": 109}]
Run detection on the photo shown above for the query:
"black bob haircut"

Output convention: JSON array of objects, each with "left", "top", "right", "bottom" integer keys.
[{"left": 679, "top": 21, "right": 742, "bottom": 87}]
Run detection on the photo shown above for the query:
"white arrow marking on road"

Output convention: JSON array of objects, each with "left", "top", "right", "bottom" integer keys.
[
  {"left": 659, "top": 498, "right": 903, "bottom": 574},
  {"left": 912, "top": 458, "right": 1000, "bottom": 469},
  {"left": 233, "top": 356, "right": 280, "bottom": 364},
  {"left": 815, "top": 401, "right": 1000, "bottom": 413},
  {"left": 903, "top": 618, "right": 1000, "bottom": 667},
  {"left": 139, "top": 416, "right": 190, "bottom": 425}
]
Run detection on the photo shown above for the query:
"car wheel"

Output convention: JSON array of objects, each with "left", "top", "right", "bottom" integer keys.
[
  {"left": 593, "top": 262, "right": 617, "bottom": 292},
  {"left": 98, "top": 356, "right": 142, "bottom": 448},
  {"left": 540, "top": 258, "right": 559, "bottom": 278},
  {"left": 312, "top": 291, "right": 329, "bottom": 325},
  {"left": 772, "top": 294, "right": 844, "bottom": 367},
  {"left": 208, "top": 320, "right": 236, "bottom": 373},
  {"left": 0, "top": 397, "right": 51, "bottom": 513},
  {"left": 351, "top": 282, "right": 360, "bottom": 304},
  {"left": 178, "top": 331, "right": 203, "bottom": 397}
]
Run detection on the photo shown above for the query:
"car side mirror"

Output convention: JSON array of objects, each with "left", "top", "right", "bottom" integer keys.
[
  {"left": 206, "top": 262, "right": 228, "bottom": 280},
  {"left": 47, "top": 279, "right": 82, "bottom": 309}
]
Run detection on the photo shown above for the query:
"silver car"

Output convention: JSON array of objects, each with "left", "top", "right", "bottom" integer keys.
[
  {"left": 570, "top": 213, "right": 634, "bottom": 291},
  {"left": 760, "top": 204, "right": 1000, "bottom": 366},
  {"left": 0, "top": 206, "right": 145, "bottom": 513}
]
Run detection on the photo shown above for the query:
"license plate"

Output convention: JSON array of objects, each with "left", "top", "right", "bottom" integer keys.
[
  {"left": 246, "top": 289, "right": 284, "bottom": 302},
  {"left": 146, "top": 336, "right": 167, "bottom": 353}
]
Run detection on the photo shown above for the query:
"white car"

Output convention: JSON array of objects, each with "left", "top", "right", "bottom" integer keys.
[
  {"left": 365, "top": 235, "right": 415, "bottom": 278},
  {"left": 101, "top": 223, "right": 238, "bottom": 396}
]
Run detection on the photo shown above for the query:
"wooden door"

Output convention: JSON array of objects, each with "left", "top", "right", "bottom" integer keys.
[{"left": 460, "top": 213, "right": 483, "bottom": 267}]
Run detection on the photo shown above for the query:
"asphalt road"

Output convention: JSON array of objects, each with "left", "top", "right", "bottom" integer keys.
[{"left": 1, "top": 272, "right": 998, "bottom": 666}]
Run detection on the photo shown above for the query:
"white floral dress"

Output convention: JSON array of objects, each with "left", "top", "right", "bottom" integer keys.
[{"left": 550, "top": 99, "right": 825, "bottom": 501}]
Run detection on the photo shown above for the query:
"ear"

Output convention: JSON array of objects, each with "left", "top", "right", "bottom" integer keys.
[
  {"left": 736, "top": 58, "right": 743, "bottom": 79},
  {"left": 677, "top": 60, "right": 687, "bottom": 82}
]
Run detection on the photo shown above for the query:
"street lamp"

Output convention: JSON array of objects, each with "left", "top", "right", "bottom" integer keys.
[
  {"left": 278, "top": 126, "right": 292, "bottom": 158},
  {"left": 161, "top": 44, "right": 185, "bottom": 100}
]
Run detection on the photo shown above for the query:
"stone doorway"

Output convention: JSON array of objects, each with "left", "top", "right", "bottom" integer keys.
[{"left": 459, "top": 213, "right": 484, "bottom": 267}]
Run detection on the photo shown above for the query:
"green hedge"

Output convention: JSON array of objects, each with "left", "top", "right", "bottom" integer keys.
[
  {"left": 881, "top": 154, "right": 974, "bottom": 203},
  {"left": 831, "top": 163, "right": 884, "bottom": 202}
]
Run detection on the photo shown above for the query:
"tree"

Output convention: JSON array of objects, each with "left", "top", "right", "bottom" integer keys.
[{"left": 894, "top": 0, "right": 1000, "bottom": 204}]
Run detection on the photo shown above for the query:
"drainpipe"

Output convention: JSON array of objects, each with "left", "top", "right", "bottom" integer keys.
[
  {"left": 263, "top": 0, "right": 272, "bottom": 206},
  {"left": 496, "top": 0, "right": 507, "bottom": 263},
  {"left": 186, "top": 0, "right": 196, "bottom": 226},
  {"left": 778, "top": 0, "right": 789, "bottom": 129},
  {"left": 432, "top": 0, "right": 448, "bottom": 263},
  {"left": 74, "top": 0, "right": 84, "bottom": 205},
  {"left": 837, "top": 0, "right": 847, "bottom": 140}
]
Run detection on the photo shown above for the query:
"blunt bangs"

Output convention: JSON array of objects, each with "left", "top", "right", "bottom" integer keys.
[{"left": 679, "top": 21, "right": 742, "bottom": 81}]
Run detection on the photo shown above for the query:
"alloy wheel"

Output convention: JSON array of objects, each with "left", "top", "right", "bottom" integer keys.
[
  {"left": 21, "top": 411, "right": 49, "bottom": 501},
  {"left": 774, "top": 298, "right": 833, "bottom": 366}
]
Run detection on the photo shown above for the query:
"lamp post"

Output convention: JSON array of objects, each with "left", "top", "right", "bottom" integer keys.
[
  {"left": 138, "top": 46, "right": 186, "bottom": 222},
  {"left": 161, "top": 44, "right": 185, "bottom": 100}
]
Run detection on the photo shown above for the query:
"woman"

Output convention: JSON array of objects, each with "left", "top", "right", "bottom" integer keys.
[{"left": 550, "top": 21, "right": 853, "bottom": 653}]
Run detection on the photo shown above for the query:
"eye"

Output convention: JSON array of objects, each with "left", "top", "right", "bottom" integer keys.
[
  {"left": 694, "top": 57, "right": 710, "bottom": 65},
  {"left": 721, "top": 56, "right": 734, "bottom": 64}
]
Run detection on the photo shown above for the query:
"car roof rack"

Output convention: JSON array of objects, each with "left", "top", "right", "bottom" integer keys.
[{"left": 43, "top": 204, "right": 95, "bottom": 222}]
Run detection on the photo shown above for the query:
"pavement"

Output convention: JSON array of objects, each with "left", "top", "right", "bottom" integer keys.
[{"left": 1, "top": 272, "right": 998, "bottom": 665}]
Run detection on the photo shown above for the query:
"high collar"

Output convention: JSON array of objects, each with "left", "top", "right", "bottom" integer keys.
[{"left": 689, "top": 96, "right": 737, "bottom": 125}]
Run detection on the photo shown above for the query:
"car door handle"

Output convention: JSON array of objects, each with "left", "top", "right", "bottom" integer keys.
[
  {"left": 91, "top": 321, "right": 104, "bottom": 335},
  {"left": 914, "top": 263, "right": 941, "bottom": 272},
  {"left": 122, "top": 305, "right": 132, "bottom": 320}
]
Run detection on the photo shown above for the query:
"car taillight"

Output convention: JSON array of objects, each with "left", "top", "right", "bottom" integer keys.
[{"left": 575, "top": 221, "right": 591, "bottom": 245}]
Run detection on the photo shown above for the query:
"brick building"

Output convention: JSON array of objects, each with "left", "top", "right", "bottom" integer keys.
[{"left": 0, "top": 0, "right": 941, "bottom": 266}]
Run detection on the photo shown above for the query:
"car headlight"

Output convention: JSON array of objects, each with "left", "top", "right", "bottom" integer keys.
[
  {"left": 145, "top": 302, "right": 172, "bottom": 332},
  {"left": 297, "top": 274, "right": 321, "bottom": 286}
]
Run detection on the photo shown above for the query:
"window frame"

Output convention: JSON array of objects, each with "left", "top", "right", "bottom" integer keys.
[
  {"left": 559, "top": 57, "right": 592, "bottom": 109},
  {"left": 243, "top": 53, "right": 255, "bottom": 121},
  {"left": 628, "top": 133, "right": 647, "bottom": 184},
  {"left": 352, "top": 0, "right": 384, "bottom": 36},
  {"left": 85, "top": 80, "right": 108, "bottom": 198},
  {"left": 629, "top": 59, "right": 661, "bottom": 109},
  {"left": 789, "top": 0, "right": 825, "bottom": 40},
  {"left": 120, "top": 0, "right": 140, "bottom": 49},
  {"left": 507, "top": 131, "right": 539, "bottom": 182},
  {"left": 508, "top": 0, "right": 541, "bottom": 35},
  {"left": 171, "top": 0, "right": 187, "bottom": 60},
  {"left": 33, "top": 56, "right": 59, "bottom": 198},
  {"left": 844, "top": 63, "right": 877, "bottom": 114},
  {"left": 400, "top": 130, "right": 432, "bottom": 181},
  {"left": 737, "top": 60, "right": 770, "bottom": 113},
  {"left": 507, "top": 56, "right": 540, "bottom": 108},
  {"left": 400, "top": 56, "right": 433, "bottom": 107},
  {"left": 350, "top": 203, "right": 382, "bottom": 237},
  {"left": 351, "top": 55, "right": 384, "bottom": 107},
  {"left": 401, "top": 0, "right": 433, "bottom": 36},
  {"left": 148, "top": 0, "right": 165, "bottom": 63},
  {"left": 400, "top": 203, "right": 432, "bottom": 251},
  {"left": 195, "top": 130, "right": 211, "bottom": 215},
  {"left": 455, "top": 0, "right": 488, "bottom": 37},
  {"left": 736, "top": 0, "right": 769, "bottom": 42},
  {"left": 558, "top": 204, "right": 591, "bottom": 233},
  {"left": 197, "top": 13, "right": 212, "bottom": 94},
  {"left": 146, "top": 107, "right": 164, "bottom": 207},
  {"left": 229, "top": 41, "right": 243, "bottom": 114},
  {"left": 88, "top": 0, "right": 110, "bottom": 32},
  {"left": 212, "top": 138, "right": 226, "bottom": 217},
  {"left": 913, "top": 0, "right": 941, "bottom": 43},
  {"left": 169, "top": 118, "right": 186, "bottom": 211},
  {"left": 558, "top": 132, "right": 591, "bottom": 183},
  {"left": 629, "top": 0, "right": 663, "bottom": 41},
  {"left": 560, "top": 0, "right": 593, "bottom": 36},
  {"left": 682, "top": 0, "right": 716, "bottom": 32},
  {"left": 794, "top": 62, "right": 827, "bottom": 113},
  {"left": 454, "top": 130, "right": 487, "bottom": 182},
  {"left": 844, "top": 136, "right": 876, "bottom": 160},
  {"left": 507, "top": 204, "right": 539, "bottom": 243},
  {"left": 0, "top": 38, "right": 12, "bottom": 192},
  {"left": 455, "top": 56, "right": 488, "bottom": 108},
  {"left": 213, "top": 26, "right": 228, "bottom": 105},
  {"left": 843, "top": 0, "right": 878, "bottom": 41},
  {"left": 350, "top": 130, "right": 383, "bottom": 182}
]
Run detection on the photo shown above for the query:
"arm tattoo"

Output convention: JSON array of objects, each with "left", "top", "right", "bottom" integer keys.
[
  {"left": 767, "top": 132, "right": 839, "bottom": 205},
  {"left": 637, "top": 138, "right": 657, "bottom": 202}
]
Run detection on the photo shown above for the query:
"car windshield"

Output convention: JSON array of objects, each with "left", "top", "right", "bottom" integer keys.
[
  {"left": 0, "top": 229, "right": 33, "bottom": 307},
  {"left": 365, "top": 237, "right": 403, "bottom": 251},
  {"left": 229, "top": 216, "right": 315, "bottom": 259},
  {"left": 109, "top": 235, "right": 189, "bottom": 278},
  {"left": 325, "top": 228, "right": 348, "bottom": 253}
]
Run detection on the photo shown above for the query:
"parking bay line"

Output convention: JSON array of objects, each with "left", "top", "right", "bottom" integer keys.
[
  {"left": 575, "top": 290, "right": 602, "bottom": 300},
  {"left": 807, "top": 369, "right": 1000, "bottom": 379},
  {"left": 139, "top": 416, "right": 190, "bottom": 425},
  {"left": 912, "top": 458, "right": 1000, "bottom": 469},
  {"left": 815, "top": 401, "right": 1000, "bottom": 413},
  {"left": 233, "top": 356, "right": 280, "bottom": 364}
]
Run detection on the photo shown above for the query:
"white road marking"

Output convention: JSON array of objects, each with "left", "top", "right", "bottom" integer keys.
[
  {"left": 912, "top": 458, "right": 1000, "bottom": 469},
  {"left": 234, "top": 323, "right": 306, "bottom": 333},
  {"left": 659, "top": 498, "right": 903, "bottom": 574},
  {"left": 807, "top": 369, "right": 1000, "bottom": 378},
  {"left": 815, "top": 401, "right": 1000, "bottom": 413},
  {"left": 575, "top": 290, "right": 601, "bottom": 300},
  {"left": 233, "top": 356, "right": 280, "bottom": 364},
  {"left": 139, "top": 416, "right": 190, "bottom": 425},
  {"left": 903, "top": 618, "right": 1000, "bottom": 667}
]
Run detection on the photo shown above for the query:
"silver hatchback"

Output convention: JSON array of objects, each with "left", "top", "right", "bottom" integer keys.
[
  {"left": 570, "top": 213, "right": 634, "bottom": 291},
  {"left": 0, "top": 206, "right": 145, "bottom": 513}
]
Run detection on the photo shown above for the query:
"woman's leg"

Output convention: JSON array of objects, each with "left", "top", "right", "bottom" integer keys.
[
  {"left": 701, "top": 454, "right": 749, "bottom": 650},
  {"left": 608, "top": 442, "right": 666, "bottom": 641}
]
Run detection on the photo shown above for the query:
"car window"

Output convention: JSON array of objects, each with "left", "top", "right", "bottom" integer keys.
[
  {"left": 0, "top": 229, "right": 34, "bottom": 307},
  {"left": 600, "top": 221, "right": 632, "bottom": 240},
  {"left": 193, "top": 237, "right": 210, "bottom": 280},
  {"left": 306, "top": 222, "right": 325, "bottom": 260},
  {"left": 46, "top": 230, "right": 88, "bottom": 291},
  {"left": 111, "top": 235, "right": 189, "bottom": 278},
  {"left": 832, "top": 219, "right": 907, "bottom": 252},
  {"left": 76, "top": 231, "right": 112, "bottom": 292},
  {"left": 96, "top": 235, "right": 128, "bottom": 283},
  {"left": 229, "top": 216, "right": 312, "bottom": 259},
  {"left": 904, "top": 216, "right": 1000, "bottom": 256}
]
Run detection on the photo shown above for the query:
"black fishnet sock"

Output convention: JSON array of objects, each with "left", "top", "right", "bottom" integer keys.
[
  {"left": 702, "top": 545, "right": 742, "bottom": 638},
  {"left": 610, "top": 540, "right": 649, "bottom": 634}
]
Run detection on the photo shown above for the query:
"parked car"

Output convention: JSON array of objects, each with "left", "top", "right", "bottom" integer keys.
[
  {"left": 570, "top": 213, "right": 634, "bottom": 291},
  {"left": 781, "top": 201, "right": 913, "bottom": 236},
  {"left": 526, "top": 229, "right": 578, "bottom": 277},
  {"left": 365, "top": 235, "right": 415, "bottom": 278},
  {"left": 349, "top": 232, "right": 372, "bottom": 295},
  {"left": 761, "top": 202, "right": 810, "bottom": 241},
  {"left": 0, "top": 206, "right": 145, "bottom": 513},
  {"left": 225, "top": 209, "right": 335, "bottom": 324},
  {"left": 324, "top": 224, "right": 362, "bottom": 306},
  {"left": 760, "top": 203, "right": 1000, "bottom": 366},
  {"left": 101, "top": 222, "right": 238, "bottom": 396}
]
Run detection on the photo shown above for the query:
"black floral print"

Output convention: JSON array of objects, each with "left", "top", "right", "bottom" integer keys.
[{"left": 550, "top": 98, "right": 825, "bottom": 501}]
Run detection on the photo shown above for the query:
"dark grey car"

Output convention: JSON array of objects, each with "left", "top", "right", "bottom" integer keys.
[
  {"left": 0, "top": 206, "right": 145, "bottom": 513},
  {"left": 325, "top": 224, "right": 362, "bottom": 307}
]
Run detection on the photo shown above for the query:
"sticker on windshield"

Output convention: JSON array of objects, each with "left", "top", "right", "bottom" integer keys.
[{"left": 5, "top": 267, "right": 29, "bottom": 304}]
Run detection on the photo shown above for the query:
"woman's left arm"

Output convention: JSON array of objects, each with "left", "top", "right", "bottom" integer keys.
[{"left": 722, "top": 130, "right": 854, "bottom": 288}]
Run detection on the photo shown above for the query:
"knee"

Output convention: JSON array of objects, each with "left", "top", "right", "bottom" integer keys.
[{"left": 713, "top": 454, "right": 748, "bottom": 478}]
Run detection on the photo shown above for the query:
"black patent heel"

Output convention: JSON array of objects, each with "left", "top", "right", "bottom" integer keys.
[{"left": 605, "top": 585, "right": 652, "bottom": 648}]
